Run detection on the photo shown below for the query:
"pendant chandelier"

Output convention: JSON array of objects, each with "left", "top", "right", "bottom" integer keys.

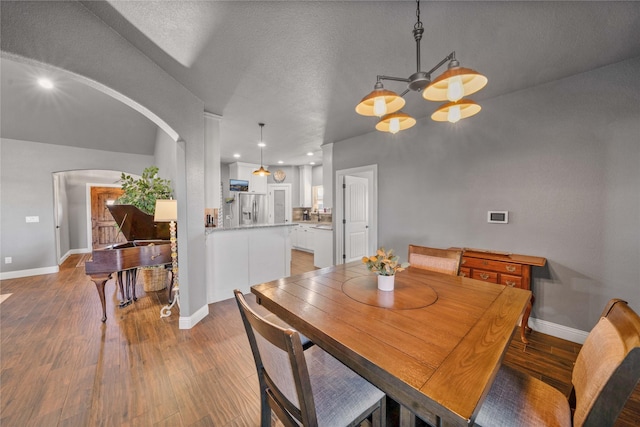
[
  {"left": 252, "top": 123, "right": 271, "bottom": 176},
  {"left": 356, "top": 0, "right": 487, "bottom": 133}
]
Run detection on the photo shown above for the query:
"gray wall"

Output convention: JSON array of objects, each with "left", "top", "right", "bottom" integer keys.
[
  {"left": 0, "top": 138, "right": 152, "bottom": 272},
  {"left": 333, "top": 57, "right": 640, "bottom": 333}
]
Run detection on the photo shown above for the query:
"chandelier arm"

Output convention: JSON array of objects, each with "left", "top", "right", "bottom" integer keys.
[
  {"left": 378, "top": 75, "right": 412, "bottom": 83},
  {"left": 426, "top": 52, "right": 456, "bottom": 77},
  {"left": 399, "top": 89, "right": 410, "bottom": 97}
]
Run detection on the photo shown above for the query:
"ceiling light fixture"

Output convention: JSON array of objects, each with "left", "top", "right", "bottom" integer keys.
[
  {"left": 252, "top": 123, "right": 271, "bottom": 176},
  {"left": 38, "top": 78, "right": 54, "bottom": 89},
  {"left": 356, "top": 0, "right": 487, "bottom": 132}
]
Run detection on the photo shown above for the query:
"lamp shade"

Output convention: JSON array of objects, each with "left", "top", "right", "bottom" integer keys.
[
  {"left": 154, "top": 199, "right": 177, "bottom": 222},
  {"left": 252, "top": 165, "right": 271, "bottom": 176},
  {"left": 375, "top": 111, "right": 416, "bottom": 133},
  {"left": 430, "top": 99, "right": 481, "bottom": 123},
  {"left": 356, "top": 88, "right": 405, "bottom": 117},
  {"left": 423, "top": 66, "right": 487, "bottom": 102}
]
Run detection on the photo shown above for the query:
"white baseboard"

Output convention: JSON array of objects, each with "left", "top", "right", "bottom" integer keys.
[
  {"left": 179, "top": 303, "right": 209, "bottom": 329},
  {"left": 59, "top": 248, "right": 91, "bottom": 264},
  {"left": 0, "top": 266, "right": 59, "bottom": 280},
  {"left": 529, "top": 317, "right": 589, "bottom": 344}
]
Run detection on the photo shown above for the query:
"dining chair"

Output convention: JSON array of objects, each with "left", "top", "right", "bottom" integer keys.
[
  {"left": 234, "top": 290, "right": 386, "bottom": 427},
  {"left": 474, "top": 298, "right": 640, "bottom": 427},
  {"left": 263, "top": 312, "right": 313, "bottom": 349},
  {"left": 407, "top": 245, "right": 463, "bottom": 276}
]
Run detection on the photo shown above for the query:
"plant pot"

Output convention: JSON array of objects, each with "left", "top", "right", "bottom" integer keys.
[
  {"left": 377, "top": 274, "right": 395, "bottom": 292},
  {"left": 141, "top": 266, "right": 167, "bottom": 292}
]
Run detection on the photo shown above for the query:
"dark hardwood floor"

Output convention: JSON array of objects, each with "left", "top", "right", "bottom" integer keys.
[{"left": 1, "top": 251, "right": 638, "bottom": 426}]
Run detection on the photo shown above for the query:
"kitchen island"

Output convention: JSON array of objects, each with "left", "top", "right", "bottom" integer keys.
[{"left": 205, "top": 223, "right": 297, "bottom": 303}]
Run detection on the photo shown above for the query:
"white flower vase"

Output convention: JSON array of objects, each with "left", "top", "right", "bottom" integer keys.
[{"left": 377, "top": 274, "right": 395, "bottom": 291}]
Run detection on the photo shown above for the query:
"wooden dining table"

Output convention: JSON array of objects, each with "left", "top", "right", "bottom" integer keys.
[{"left": 251, "top": 262, "right": 532, "bottom": 427}]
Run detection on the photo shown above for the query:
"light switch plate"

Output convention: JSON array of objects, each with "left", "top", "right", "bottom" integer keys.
[
  {"left": 25, "top": 216, "right": 39, "bottom": 223},
  {"left": 487, "top": 211, "right": 509, "bottom": 224}
]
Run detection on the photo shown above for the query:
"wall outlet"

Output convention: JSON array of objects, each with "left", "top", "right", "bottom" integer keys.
[
  {"left": 4, "top": 257, "right": 12, "bottom": 264},
  {"left": 25, "top": 216, "right": 40, "bottom": 223}
]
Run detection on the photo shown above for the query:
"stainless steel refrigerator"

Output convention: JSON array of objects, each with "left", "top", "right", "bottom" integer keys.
[{"left": 238, "top": 193, "right": 268, "bottom": 226}]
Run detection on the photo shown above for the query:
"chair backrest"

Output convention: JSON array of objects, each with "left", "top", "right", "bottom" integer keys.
[
  {"left": 571, "top": 298, "right": 640, "bottom": 427},
  {"left": 408, "top": 245, "right": 463, "bottom": 276},
  {"left": 234, "top": 290, "right": 318, "bottom": 426}
]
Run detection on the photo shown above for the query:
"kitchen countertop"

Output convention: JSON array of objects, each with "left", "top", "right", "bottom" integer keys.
[
  {"left": 297, "top": 220, "right": 332, "bottom": 225},
  {"left": 313, "top": 224, "right": 333, "bottom": 230},
  {"left": 206, "top": 222, "right": 298, "bottom": 234}
]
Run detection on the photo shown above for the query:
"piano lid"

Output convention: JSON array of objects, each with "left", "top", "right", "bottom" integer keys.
[{"left": 108, "top": 204, "right": 170, "bottom": 241}]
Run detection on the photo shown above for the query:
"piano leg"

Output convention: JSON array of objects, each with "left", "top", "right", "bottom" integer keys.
[
  {"left": 130, "top": 269, "right": 138, "bottom": 302},
  {"left": 117, "top": 271, "right": 133, "bottom": 308},
  {"left": 90, "top": 274, "right": 110, "bottom": 322}
]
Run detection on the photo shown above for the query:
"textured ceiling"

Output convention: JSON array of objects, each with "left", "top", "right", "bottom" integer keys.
[{"left": 2, "top": 1, "right": 640, "bottom": 167}]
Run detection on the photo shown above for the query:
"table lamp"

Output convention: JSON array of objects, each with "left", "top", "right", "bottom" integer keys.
[{"left": 154, "top": 199, "right": 179, "bottom": 318}]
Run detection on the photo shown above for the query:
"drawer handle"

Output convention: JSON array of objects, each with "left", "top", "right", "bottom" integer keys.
[
  {"left": 506, "top": 265, "right": 516, "bottom": 272},
  {"left": 482, "top": 260, "right": 488, "bottom": 266},
  {"left": 505, "top": 281, "right": 516, "bottom": 287},
  {"left": 479, "top": 273, "right": 490, "bottom": 280},
  {"left": 461, "top": 259, "right": 466, "bottom": 265},
  {"left": 460, "top": 272, "right": 467, "bottom": 277}
]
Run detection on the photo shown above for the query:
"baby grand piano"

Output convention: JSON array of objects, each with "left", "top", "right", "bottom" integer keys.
[{"left": 85, "top": 205, "right": 173, "bottom": 322}]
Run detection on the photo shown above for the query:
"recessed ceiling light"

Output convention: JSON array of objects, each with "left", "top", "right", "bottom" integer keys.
[
  {"left": 277, "top": 160, "right": 284, "bottom": 164},
  {"left": 233, "top": 153, "right": 241, "bottom": 158},
  {"left": 307, "top": 152, "right": 313, "bottom": 156},
  {"left": 258, "top": 142, "right": 266, "bottom": 148},
  {"left": 310, "top": 162, "right": 316, "bottom": 165},
  {"left": 38, "top": 78, "right": 54, "bottom": 89}
]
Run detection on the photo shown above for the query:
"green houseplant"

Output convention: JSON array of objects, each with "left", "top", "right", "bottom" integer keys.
[
  {"left": 117, "top": 166, "right": 173, "bottom": 215},
  {"left": 117, "top": 166, "right": 174, "bottom": 292}
]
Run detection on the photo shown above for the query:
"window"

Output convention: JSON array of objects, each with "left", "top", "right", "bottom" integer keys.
[{"left": 312, "top": 186, "right": 324, "bottom": 211}]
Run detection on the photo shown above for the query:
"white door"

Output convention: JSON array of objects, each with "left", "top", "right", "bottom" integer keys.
[
  {"left": 344, "top": 175, "right": 368, "bottom": 262},
  {"left": 273, "top": 189, "right": 286, "bottom": 223},
  {"left": 268, "top": 184, "right": 292, "bottom": 224}
]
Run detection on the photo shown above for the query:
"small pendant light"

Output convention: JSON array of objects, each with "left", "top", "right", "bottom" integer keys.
[{"left": 253, "top": 123, "right": 271, "bottom": 176}]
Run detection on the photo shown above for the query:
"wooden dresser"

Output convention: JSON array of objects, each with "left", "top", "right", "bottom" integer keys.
[{"left": 451, "top": 247, "right": 546, "bottom": 344}]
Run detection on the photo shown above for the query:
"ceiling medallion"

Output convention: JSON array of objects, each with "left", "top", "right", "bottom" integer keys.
[{"left": 273, "top": 170, "right": 286, "bottom": 183}]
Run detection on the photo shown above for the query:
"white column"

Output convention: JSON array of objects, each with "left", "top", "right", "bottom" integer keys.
[
  {"left": 204, "top": 112, "right": 222, "bottom": 220},
  {"left": 322, "top": 143, "right": 333, "bottom": 209},
  {"left": 299, "top": 165, "right": 312, "bottom": 207}
]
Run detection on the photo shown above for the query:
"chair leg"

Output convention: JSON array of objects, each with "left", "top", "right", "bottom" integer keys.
[
  {"left": 260, "top": 389, "right": 271, "bottom": 427},
  {"left": 373, "top": 396, "right": 387, "bottom": 427}
]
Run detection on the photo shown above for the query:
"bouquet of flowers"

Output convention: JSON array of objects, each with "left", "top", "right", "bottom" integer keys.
[{"left": 362, "top": 247, "right": 410, "bottom": 276}]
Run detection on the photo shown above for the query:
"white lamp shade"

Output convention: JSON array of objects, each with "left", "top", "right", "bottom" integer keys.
[{"left": 154, "top": 199, "right": 177, "bottom": 222}]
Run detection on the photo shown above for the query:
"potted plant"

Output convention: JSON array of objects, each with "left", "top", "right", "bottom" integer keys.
[
  {"left": 362, "top": 247, "right": 410, "bottom": 291},
  {"left": 117, "top": 166, "right": 173, "bottom": 215},
  {"left": 117, "top": 166, "right": 174, "bottom": 292}
]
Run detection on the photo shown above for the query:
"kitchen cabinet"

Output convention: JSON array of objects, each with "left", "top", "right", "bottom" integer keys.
[
  {"left": 313, "top": 225, "right": 333, "bottom": 268},
  {"left": 292, "top": 224, "right": 315, "bottom": 252},
  {"left": 207, "top": 224, "right": 294, "bottom": 303},
  {"left": 229, "top": 162, "right": 267, "bottom": 193}
]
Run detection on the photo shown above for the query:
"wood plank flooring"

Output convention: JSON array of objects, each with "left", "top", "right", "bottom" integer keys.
[{"left": 1, "top": 252, "right": 638, "bottom": 426}]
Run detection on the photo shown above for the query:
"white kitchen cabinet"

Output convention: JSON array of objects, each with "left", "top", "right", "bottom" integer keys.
[
  {"left": 313, "top": 226, "right": 333, "bottom": 268},
  {"left": 207, "top": 224, "right": 293, "bottom": 303},
  {"left": 292, "top": 224, "right": 314, "bottom": 252},
  {"left": 290, "top": 225, "right": 299, "bottom": 248},
  {"left": 229, "top": 162, "right": 268, "bottom": 193},
  {"left": 250, "top": 173, "right": 267, "bottom": 193}
]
